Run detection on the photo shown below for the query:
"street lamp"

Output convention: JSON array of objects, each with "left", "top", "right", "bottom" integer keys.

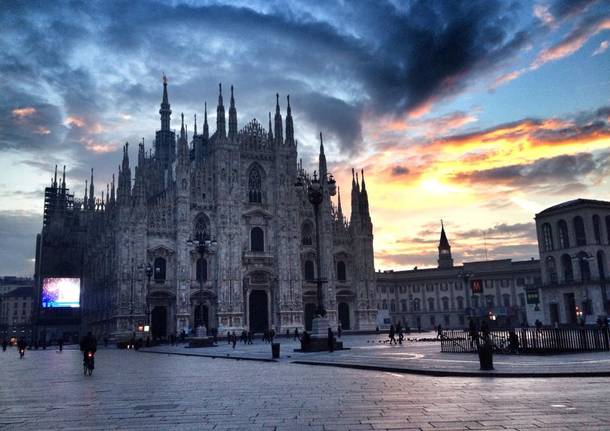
[
  {"left": 186, "top": 230, "right": 218, "bottom": 336},
  {"left": 145, "top": 264, "right": 153, "bottom": 330},
  {"left": 295, "top": 170, "right": 336, "bottom": 318}
]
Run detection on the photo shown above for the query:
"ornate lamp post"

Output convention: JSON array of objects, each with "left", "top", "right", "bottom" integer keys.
[
  {"left": 186, "top": 231, "right": 218, "bottom": 336},
  {"left": 145, "top": 264, "right": 153, "bottom": 330},
  {"left": 295, "top": 169, "right": 336, "bottom": 344}
]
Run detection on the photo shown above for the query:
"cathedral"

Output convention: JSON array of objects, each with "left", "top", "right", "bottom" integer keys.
[{"left": 35, "top": 77, "right": 377, "bottom": 340}]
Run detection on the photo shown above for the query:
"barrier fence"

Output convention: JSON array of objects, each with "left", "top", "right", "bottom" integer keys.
[{"left": 440, "top": 327, "right": 610, "bottom": 354}]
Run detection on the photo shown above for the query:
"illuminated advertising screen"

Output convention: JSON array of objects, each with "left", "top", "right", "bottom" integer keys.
[{"left": 42, "top": 277, "right": 80, "bottom": 308}]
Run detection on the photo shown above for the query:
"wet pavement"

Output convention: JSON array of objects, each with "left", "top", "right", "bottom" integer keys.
[{"left": 1, "top": 341, "right": 610, "bottom": 430}]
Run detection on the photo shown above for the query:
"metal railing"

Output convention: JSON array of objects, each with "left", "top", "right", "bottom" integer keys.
[{"left": 440, "top": 327, "right": 610, "bottom": 354}]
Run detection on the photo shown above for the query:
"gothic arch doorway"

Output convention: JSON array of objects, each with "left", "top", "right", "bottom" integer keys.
[
  {"left": 304, "top": 303, "right": 316, "bottom": 331},
  {"left": 151, "top": 306, "right": 167, "bottom": 340},
  {"left": 338, "top": 302, "right": 351, "bottom": 330},
  {"left": 249, "top": 290, "right": 268, "bottom": 333}
]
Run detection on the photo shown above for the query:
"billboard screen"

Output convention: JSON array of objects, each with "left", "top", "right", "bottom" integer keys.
[{"left": 42, "top": 277, "right": 80, "bottom": 308}]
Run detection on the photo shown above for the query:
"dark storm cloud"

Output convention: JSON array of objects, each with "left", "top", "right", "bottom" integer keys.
[
  {"left": 453, "top": 152, "right": 610, "bottom": 187},
  {"left": 0, "top": 0, "right": 539, "bottom": 158},
  {"left": 391, "top": 165, "right": 410, "bottom": 177}
]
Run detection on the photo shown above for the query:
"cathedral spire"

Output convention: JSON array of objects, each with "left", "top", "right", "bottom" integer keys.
[
  {"left": 360, "top": 169, "right": 371, "bottom": 223},
  {"left": 217, "top": 83, "right": 226, "bottom": 138},
  {"left": 111, "top": 174, "right": 115, "bottom": 204},
  {"left": 337, "top": 186, "right": 344, "bottom": 222},
  {"left": 84, "top": 180, "right": 88, "bottom": 206},
  {"left": 318, "top": 132, "right": 327, "bottom": 179},
  {"left": 285, "top": 94, "right": 294, "bottom": 145},
  {"left": 53, "top": 165, "right": 58, "bottom": 188},
  {"left": 159, "top": 74, "right": 172, "bottom": 131},
  {"left": 180, "top": 112, "right": 185, "bottom": 140},
  {"left": 268, "top": 112, "right": 273, "bottom": 142},
  {"left": 203, "top": 102, "right": 209, "bottom": 140},
  {"left": 89, "top": 168, "right": 95, "bottom": 210},
  {"left": 350, "top": 168, "right": 361, "bottom": 227},
  {"left": 438, "top": 220, "right": 454, "bottom": 269},
  {"left": 61, "top": 165, "right": 66, "bottom": 193},
  {"left": 228, "top": 85, "right": 237, "bottom": 141},
  {"left": 193, "top": 114, "right": 197, "bottom": 137},
  {"left": 274, "top": 93, "right": 283, "bottom": 145}
]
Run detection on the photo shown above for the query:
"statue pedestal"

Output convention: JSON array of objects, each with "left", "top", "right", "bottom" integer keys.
[
  {"left": 187, "top": 325, "right": 214, "bottom": 348},
  {"left": 298, "top": 316, "right": 343, "bottom": 352}
]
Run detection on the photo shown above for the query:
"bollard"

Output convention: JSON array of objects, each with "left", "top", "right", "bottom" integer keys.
[{"left": 271, "top": 342, "right": 280, "bottom": 359}]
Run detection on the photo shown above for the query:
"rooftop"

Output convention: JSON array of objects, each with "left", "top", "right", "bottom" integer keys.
[{"left": 536, "top": 199, "right": 610, "bottom": 217}]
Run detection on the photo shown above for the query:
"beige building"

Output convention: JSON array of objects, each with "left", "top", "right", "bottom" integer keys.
[
  {"left": 535, "top": 199, "right": 610, "bottom": 325},
  {"left": 376, "top": 225, "right": 540, "bottom": 330},
  {"left": 0, "top": 285, "right": 33, "bottom": 340}
]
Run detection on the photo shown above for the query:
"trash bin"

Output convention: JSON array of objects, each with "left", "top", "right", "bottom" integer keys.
[
  {"left": 478, "top": 343, "right": 494, "bottom": 370},
  {"left": 271, "top": 343, "right": 280, "bottom": 359}
]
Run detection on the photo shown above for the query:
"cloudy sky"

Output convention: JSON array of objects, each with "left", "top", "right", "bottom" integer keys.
[{"left": 1, "top": 0, "right": 609, "bottom": 276}]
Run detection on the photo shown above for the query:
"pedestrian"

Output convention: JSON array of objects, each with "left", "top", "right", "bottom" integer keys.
[
  {"left": 286, "top": 328, "right": 290, "bottom": 338},
  {"left": 388, "top": 324, "right": 396, "bottom": 345},
  {"left": 58, "top": 338, "right": 64, "bottom": 352},
  {"left": 397, "top": 326, "right": 404, "bottom": 345},
  {"left": 232, "top": 331, "right": 237, "bottom": 349},
  {"left": 228, "top": 331, "right": 232, "bottom": 344},
  {"left": 247, "top": 330, "right": 253, "bottom": 345},
  {"left": 328, "top": 327, "right": 334, "bottom": 352},
  {"left": 1, "top": 338, "right": 7, "bottom": 351},
  {"left": 293, "top": 327, "right": 299, "bottom": 341},
  {"left": 337, "top": 323, "right": 342, "bottom": 338},
  {"left": 270, "top": 328, "right": 275, "bottom": 343},
  {"left": 468, "top": 319, "right": 478, "bottom": 349},
  {"left": 436, "top": 324, "right": 443, "bottom": 340}
]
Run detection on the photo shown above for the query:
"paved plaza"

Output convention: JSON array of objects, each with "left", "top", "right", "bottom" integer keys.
[
  {"left": 2, "top": 337, "right": 610, "bottom": 430},
  {"left": 142, "top": 333, "right": 610, "bottom": 377}
]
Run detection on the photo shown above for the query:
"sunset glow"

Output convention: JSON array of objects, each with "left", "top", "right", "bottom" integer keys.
[{"left": 0, "top": 0, "right": 609, "bottom": 276}]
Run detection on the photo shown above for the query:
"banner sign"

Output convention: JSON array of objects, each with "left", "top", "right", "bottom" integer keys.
[{"left": 471, "top": 279, "right": 483, "bottom": 294}]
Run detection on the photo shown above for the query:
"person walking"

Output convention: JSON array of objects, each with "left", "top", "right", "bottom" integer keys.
[
  {"left": 337, "top": 324, "right": 342, "bottom": 339},
  {"left": 293, "top": 328, "right": 299, "bottom": 341},
  {"left": 397, "top": 326, "right": 404, "bottom": 345},
  {"left": 328, "top": 327, "right": 334, "bottom": 352},
  {"left": 388, "top": 324, "right": 396, "bottom": 345},
  {"left": 58, "top": 338, "right": 64, "bottom": 352},
  {"left": 232, "top": 331, "right": 237, "bottom": 350}
]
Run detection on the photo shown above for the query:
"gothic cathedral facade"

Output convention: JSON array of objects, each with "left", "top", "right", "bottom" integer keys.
[{"left": 57, "top": 78, "right": 378, "bottom": 340}]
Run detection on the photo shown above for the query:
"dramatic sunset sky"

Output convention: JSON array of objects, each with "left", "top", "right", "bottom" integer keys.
[{"left": 1, "top": 0, "right": 609, "bottom": 276}]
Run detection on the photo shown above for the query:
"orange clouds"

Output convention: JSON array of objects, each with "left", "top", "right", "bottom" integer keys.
[
  {"left": 12, "top": 107, "right": 36, "bottom": 119},
  {"left": 65, "top": 115, "right": 86, "bottom": 128}
]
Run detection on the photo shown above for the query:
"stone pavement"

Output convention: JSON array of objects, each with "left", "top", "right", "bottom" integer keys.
[
  {"left": 2, "top": 346, "right": 610, "bottom": 430},
  {"left": 142, "top": 333, "right": 610, "bottom": 377}
]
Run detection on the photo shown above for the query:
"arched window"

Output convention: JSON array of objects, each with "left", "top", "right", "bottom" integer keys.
[
  {"left": 194, "top": 215, "right": 208, "bottom": 238},
  {"left": 574, "top": 216, "right": 586, "bottom": 246},
  {"left": 390, "top": 300, "right": 396, "bottom": 312},
  {"left": 427, "top": 298, "right": 435, "bottom": 311},
  {"left": 442, "top": 297, "right": 449, "bottom": 311},
  {"left": 196, "top": 257, "right": 207, "bottom": 282},
  {"left": 382, "top": 300, "right": 388, "bottom": 310},
  {"left": 558, "top": 219, "right": 569, "bottom": 248},
  {"left": 301, "top": 223, "right": 313, "bottom": 246},
  {"left": 546, "top": 256, "right": 558, "bottom": 284},
  {"left": 251, "top": 227, "right": 264, "bottom": 252},
  {"left": 413, "top": 298, "right": 421, "bottom": 311},
  {"left": 561, "top": 254, "right": 573, "bottom": 282},
  {"left": 578, "top": 252, "right": 591, "bottom": 281},
  {"left": 337, "top": 261, "right": 346, "bottom": 281},
  {"left": 456, "top": 296, "right": 464, "bottom": 310},
  {"left": 502, "top": 294, "right": 511, "bottom": 307},
  {"left": 593, "top": 215, "right": 601, "bottom": 244},
  {"left": 597, "top": 250, "right": 607, "bottom": 281},
  {"left": 542, "top": 223, "right": 554, "bottom": 251},
  {"left": 248, "top": 166, "right": 262, "bottom": 203},
  {"left": 154, "top": 257, "right": 166, "bottom": 281},
  {"left": 304, "top": 260, "right": 315, "bottom": 281},
  {"left": 401, "top": 299, "right": 407, "bottom": 311}
]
